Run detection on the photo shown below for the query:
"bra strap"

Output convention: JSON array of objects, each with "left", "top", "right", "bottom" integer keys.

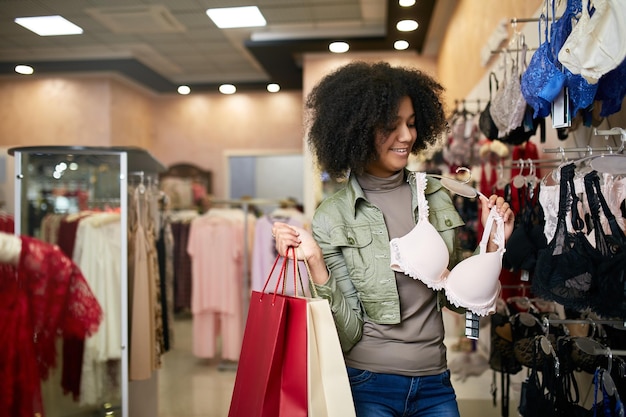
[
  {"left": 415, "top": 172, "right": 430, "bottom": 222},
  {"left": 585, "top": 170, "right": 626, "bottom": 242},
  {"left": 479, "top": 206, "right": 505, "bottom": 254}
]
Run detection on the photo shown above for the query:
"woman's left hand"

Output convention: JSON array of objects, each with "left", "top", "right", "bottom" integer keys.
[{"left": 481, "top": 195, "right": 515, "bottom": 243}]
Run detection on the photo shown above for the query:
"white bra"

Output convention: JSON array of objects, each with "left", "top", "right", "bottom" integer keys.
[{"left": 389, "top": 172, "right": 504, "bottom": 316}]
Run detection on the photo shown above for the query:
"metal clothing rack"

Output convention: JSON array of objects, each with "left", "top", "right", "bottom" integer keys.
[
  {"left": 494, "top": 128, "right": 626, "bottom": 171},
  {"left": 543, "top": 127, "right": 626, "bottom": 155},
  {"left": 547, "top": 318, "right": 626, "bottom": 357}
]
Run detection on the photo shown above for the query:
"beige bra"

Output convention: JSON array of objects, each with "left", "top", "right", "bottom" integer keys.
[{"left": 390, "top": 172, "right": 504, "bottom": 316}]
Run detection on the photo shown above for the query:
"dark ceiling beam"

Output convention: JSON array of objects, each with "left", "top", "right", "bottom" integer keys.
[{"left": 242, "top": 0, "right": 436, "bottom": 91}]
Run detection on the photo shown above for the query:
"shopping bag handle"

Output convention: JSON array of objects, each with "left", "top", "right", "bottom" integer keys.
[
  {"left": 260, "top": 247, "right": 301, "bottom": 303},
  {"left": 300, "top": 252, "right": 319, "bottom": 299}
]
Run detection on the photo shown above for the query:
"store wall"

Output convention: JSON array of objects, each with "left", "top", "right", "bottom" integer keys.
[
  {"left": 437, "top": 0, "right": 542, "bottom": 105},
  {"left": 0, "top": 75, "right": 304, "bottom": 199},
  {"left": 0, "top": 76, "right": 112, "bottom": 147},
  {"left": 151, "top": 91, "right": 303, "bottom": 198},
  {"left": 110, "top": 80, "right": 154, "bottom": 149}
]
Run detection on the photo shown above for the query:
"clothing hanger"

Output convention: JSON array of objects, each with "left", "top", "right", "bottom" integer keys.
[{"left": 427, "top": 167, "right": 490, "bottom": 202}]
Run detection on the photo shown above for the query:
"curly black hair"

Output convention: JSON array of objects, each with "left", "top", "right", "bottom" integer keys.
[{"left": 305, "top": 61, "right": 447, "bottom": 180}]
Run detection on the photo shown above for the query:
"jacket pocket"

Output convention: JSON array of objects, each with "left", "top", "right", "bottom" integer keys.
[
  {"left": 429, "top": 206, "right": 464, "bottom": 231},
  {"left": 329, "top": 224, "right": 373, "bottom": 280}
]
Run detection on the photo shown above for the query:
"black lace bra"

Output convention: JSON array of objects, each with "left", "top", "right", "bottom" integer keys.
[{"left": 532, "top": 163, "right": 596, "bottom": 311}]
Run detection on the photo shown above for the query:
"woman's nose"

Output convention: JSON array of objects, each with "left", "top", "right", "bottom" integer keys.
[{"left": 398, "top": 125, "right": 413, "bottom": 142}]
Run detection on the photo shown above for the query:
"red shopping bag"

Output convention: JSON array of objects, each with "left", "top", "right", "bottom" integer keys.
[
  {"left": 278, "top": 252, "right": 308, "bottom": 417},
  {"left": 228, "top": 250, "right": 308, "bottom": 417}
]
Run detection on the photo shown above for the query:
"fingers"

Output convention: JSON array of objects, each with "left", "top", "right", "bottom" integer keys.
[
  {"left": 485, "top": 195, "right": 514, "bottom": 224},
  {"left": 271, "top": 222, "right": 302, "bottom": 257}
]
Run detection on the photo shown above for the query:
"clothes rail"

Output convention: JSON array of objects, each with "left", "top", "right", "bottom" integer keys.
[
  {"left": 498, "top": 158, "right": 563, "bottom": 171},
  {"left": 509, "top": 16, "right": 561, "bottom": 24},
  {"left": 543, "top": 127, "right": 626, "bottom": 155},
  {"left": 491, "top": 47, "right": 537, "bottom": 54}
]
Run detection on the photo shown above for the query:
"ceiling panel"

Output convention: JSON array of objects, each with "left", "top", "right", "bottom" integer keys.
[{"left": 0, "top": 0, "right": 453, "bottom": 93}]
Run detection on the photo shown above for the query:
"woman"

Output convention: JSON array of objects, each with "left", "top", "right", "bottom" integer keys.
[{"left": 273, "top": 61, "right": 514, "bottom": 417}]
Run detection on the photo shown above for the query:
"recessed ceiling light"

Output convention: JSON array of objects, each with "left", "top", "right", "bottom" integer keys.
[
  {"left": 399, "top": 0, "right": 416, "bottom": 6},
  {"left": 219, "top": 84, "right": 236, "bottom": 94},
  {"left": 396, "top": 20, "right": 419, "bottom": 32},
  {"left": 394, "top": 40, "right": 409, "bottom": 50},
  {"left": 206, "top": 6, "right": 266, "bottom": 29},
  {"left": 15, "top": 65, "right": 34, "bottom": 75},
  {"left": 177, "top": 85, "right": 191, "bottom": 95},
  {"left": 329, "top": 41, "right": 349, "bottom": 53},
  {"left": 267, "top": 83, "right": 280, "bottom": 93},
  {"left": 14, "top": 15, "right": 83, "bottom": 36}
]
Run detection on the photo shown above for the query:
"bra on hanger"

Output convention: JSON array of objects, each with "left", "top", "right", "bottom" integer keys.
[
  {"left": 549, "top": 0, "right": 598, "bottom": 117},
  {"left": 584, "top": 170, "right": 626, "bottom": 319},
  {"left": 389, "top": 172, "right": 505, "bottom": 316},
  {"left": 532, "top": 163, "right": 597, "bottom": 311},
  {"left": 520, "top": 9, "right": 567, "bottom": 118}
]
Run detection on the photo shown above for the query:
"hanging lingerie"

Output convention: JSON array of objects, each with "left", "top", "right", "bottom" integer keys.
[
  {"left": 520, "top": 12, "right": 566, "bottom": 119},
  {"left": 558, "top": 0, "right": 626, "bottom": 85},
  {"left": 532, "top": 163, "right": 596, "bottom": 311}
]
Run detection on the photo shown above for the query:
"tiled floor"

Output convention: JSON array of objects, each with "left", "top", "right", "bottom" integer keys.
[
  {"left": 158, "top": 317, "right": 236, "bottom": 417},
  {"left": 157, "top": 314, "right": 523, "bottom": 417}
]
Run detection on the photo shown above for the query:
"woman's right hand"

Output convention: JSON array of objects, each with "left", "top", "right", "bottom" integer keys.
[
  {"left": 272, "top": 221, "right": 317, "bottom": 259},
  {"left": 272, "top": 222, "right": 329, "bottom": 285}
]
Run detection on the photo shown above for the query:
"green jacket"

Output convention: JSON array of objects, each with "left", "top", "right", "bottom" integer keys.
[{"left": 311, "top": 170, "right": 466, "bottom": 352}]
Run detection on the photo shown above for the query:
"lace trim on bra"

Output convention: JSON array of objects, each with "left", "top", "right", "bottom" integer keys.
[{"left": 415, "top": 172, "right": 430, "bottom": 222}]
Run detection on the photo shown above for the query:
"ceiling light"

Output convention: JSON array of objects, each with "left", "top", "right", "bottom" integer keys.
[
  {"left": 14, "top": 15, "right": 83, "bottom": 36},
  {"left": 219, "top": 84, "right": 236, "bottom": 94},
  {"left": 15, "top": 65, "right": 34, "bottom": 75},
  {"left": 267, "top": 83, "right": 280, "bottom": 93},
  {"left": 396, "top": 20, "right": 419, "bottom": 32},
  {"left": 394, "top": 40, "right": 409, "bottom": 50},
  {"left": 399, "top": 0, "right": 416, "bottom": 6},
  {"left": 329, "top": 41, "right": 349, "bottom": 53},
  {"left": 206, "top": 6, "right": 266, "bottom": 29},
  {"left": 177, "top": 85, "right": 191, "bottom": 95}
]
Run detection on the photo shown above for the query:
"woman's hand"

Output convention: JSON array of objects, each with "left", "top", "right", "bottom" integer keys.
[
  {"left": 481, "top": 195, "right": 515, "bottom": 249},
  {"left": 272, "top": 222, "right": 329, "bottom": 285}
]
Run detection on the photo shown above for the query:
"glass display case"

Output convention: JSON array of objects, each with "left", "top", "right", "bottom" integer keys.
[{"left": 9, "top": 146, "right": 165, "bottom": 417}]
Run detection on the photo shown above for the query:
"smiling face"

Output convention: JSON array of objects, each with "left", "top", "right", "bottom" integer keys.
[{"left": 365, "top": 96, "right": 416, "bottom": 178}]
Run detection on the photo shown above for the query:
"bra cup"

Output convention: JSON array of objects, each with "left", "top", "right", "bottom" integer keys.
[
  {"left": 390, "top": 219, "right": 449, "bottom": 290},
  {"left": 444, "top": 252, "right": 504, "bottom": 316}
]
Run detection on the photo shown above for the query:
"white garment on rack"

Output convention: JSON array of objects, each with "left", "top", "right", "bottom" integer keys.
[{"left": 73, "top": 213, "right": 123, "bottom": 406}]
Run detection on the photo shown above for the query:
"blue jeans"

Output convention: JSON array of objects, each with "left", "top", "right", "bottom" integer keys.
[{"left": 346, "top": 367, "right": 460, "bottom": 417}]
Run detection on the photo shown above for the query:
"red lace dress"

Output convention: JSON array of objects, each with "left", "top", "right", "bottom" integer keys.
[{"left": 0, "top": 235, "right": 102, "bottom": 417}]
